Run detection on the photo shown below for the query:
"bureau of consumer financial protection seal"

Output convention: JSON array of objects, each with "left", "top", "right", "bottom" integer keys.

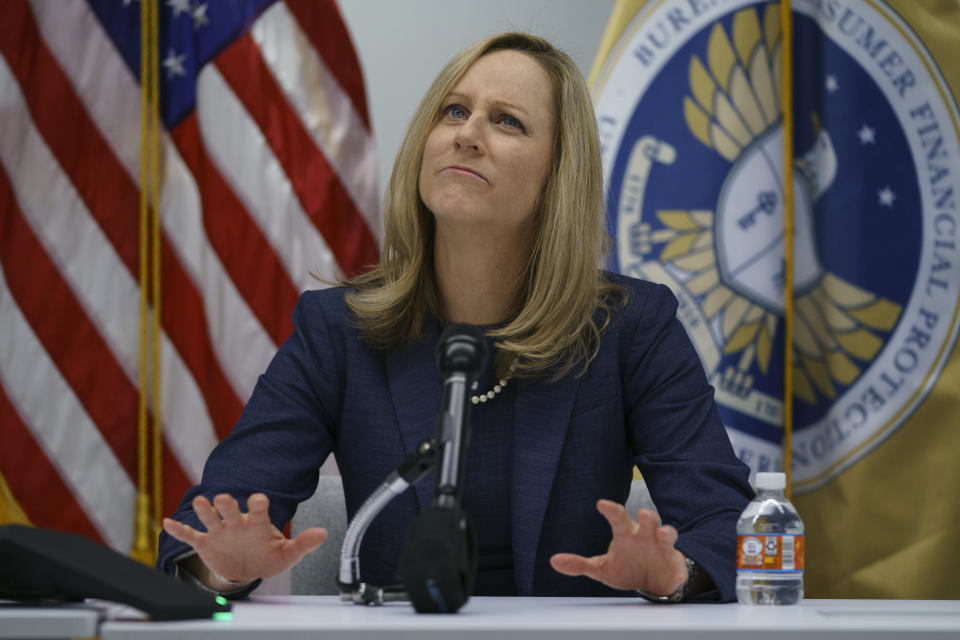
[{"left": 594, "top": 0, "right": 960, "bottom": 491}]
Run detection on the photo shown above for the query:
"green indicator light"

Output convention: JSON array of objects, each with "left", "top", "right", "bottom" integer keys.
[
  {"left": 215, "top": 596, "right": 228, "bottom": 606},
  {"left": 212, "top": 611, "right": 233, "bottom": 621}
]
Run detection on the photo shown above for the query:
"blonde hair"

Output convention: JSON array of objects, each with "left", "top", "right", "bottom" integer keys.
[{"left": 346, "top": 32, "right": 623, "bottom": 379}]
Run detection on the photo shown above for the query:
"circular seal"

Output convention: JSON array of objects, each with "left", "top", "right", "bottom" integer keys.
[
  {"left": 594, "top": 0, "right": 960, "bottom": 491},
  {"left": 742, "top": 536, "right": 764, "bottom": 556}
]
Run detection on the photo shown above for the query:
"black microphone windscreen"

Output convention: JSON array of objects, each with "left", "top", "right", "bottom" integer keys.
[
  {"left": 398, "top": 506, "right": 478, "bottom": 613},
  {"left": 437, "top": 323, "right": 488, "bottom": 376}
]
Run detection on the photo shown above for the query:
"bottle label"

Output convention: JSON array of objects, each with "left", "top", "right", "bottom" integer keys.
[{"left": 737, "top": 534, "right": 804, "bottom": 572}]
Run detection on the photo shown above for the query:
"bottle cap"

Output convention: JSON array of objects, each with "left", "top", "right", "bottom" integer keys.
[{"left": 755, "top": 472, "right": 786, "bottom": 490}]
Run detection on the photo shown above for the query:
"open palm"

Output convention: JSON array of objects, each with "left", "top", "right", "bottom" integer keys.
[
  {"left": 162, "top": 492, "right": 327, "bottom": 585},
  {"left": 550, "top": 499, "right": 688, "bottom": 595}
]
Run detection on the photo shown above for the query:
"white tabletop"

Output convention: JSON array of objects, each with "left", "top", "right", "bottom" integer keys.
[
  {"left": 98, "top": 595, "right": 960, "bottom": 639},
  {"left": 0, "top": 601, "right": 101, "bottom": 639}
]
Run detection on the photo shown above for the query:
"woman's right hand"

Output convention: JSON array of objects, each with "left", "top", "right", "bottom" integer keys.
[{"left": 162, "top": 492, "right": 327, "bottom": 588}]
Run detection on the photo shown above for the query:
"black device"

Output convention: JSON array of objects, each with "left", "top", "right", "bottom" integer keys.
[
  {"left": 398, "top": 323, "right": 487, "bottom": 613},
  {"left": 0, "top": 524, "right": 232, "bottom": 621}
]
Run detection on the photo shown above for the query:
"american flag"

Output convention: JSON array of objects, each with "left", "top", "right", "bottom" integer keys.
[{"left": 0, "top": 0, "right": 379, "bottom": 553}]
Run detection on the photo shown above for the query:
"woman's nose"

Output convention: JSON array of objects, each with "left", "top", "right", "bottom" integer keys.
[{"left": 454, "top": 116, "right": 483, "bottom": 153}]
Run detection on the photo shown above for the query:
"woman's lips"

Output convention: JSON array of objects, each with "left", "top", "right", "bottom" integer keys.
[{"left": 443, "top": 165, "right": 488, "bottom": 182}]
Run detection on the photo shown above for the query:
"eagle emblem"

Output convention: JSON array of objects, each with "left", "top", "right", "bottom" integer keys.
[{"left": 628, "top": 5, "right": 902, "bottom": 405}]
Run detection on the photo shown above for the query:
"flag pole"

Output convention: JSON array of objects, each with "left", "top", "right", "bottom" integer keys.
[
  {"left": 148, "top": 0, "right": 164, "bottom": 554},
  {"left": 132, "top": 0, "right": 161, "bottom": 565},
  {"left": 780, "top": 0, "right": 795, "bottom": 499}
]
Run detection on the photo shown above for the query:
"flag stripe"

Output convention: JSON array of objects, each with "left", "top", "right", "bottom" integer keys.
[
  {"left": 170, "top": 113, "right": 299, "bottom": 347},
  {"left": 160, "top": 443, "right": 192, "bottom": 524},
  {"left": 0, "top": 261, "right": 135, "bottom": 550},
  {"left": 158, "top": 243, "right": 244, "bottom": 442},
  {"left": 0, "top": 166, "right": 137, "bottom": 482},
  {"left": 17, "top": 0, "right": 259, "bottom": 438},
  {"left": 284, "top": 0, "right": 371, "bottom": 133},
  {"left": 2, "top": 0, "right": 137, "bottom": 270},
  {"left": 154, "top": 308, "right": 222, "bottom": 479},
  {"left": 158, "top": 138, "right": 277, "bottom": 405},
  {"left": 29, "top": 0, "right": 273, "bottom": 407},
  {"left": 1, "top": 0, "right": 378, "bottom": 553},
  {"left": 251, "top": 2, "right": 381, "bottom": 243},
  {"left": 215, "top": 33, "right": 379, "bottom": 277},
  {"left": 0, "top": 34, "right": 231, "bottom": 464},
  {"left": 26, "top": 0, "right": 141, "bottom": 187},
  {"left": 0, "top": 55, "right": 197, "bottom": 529},
  {"left": 196, "top": 61, "right": 342, "bottom": 289},
  {"left": 0, "top": 383, "right": 103, "bottom": 542}
]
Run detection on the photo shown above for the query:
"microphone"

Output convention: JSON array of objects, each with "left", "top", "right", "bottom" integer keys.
[
  {"left": 433, "top": 323, "right": 487, "bottom": 508},
  {"left": 398, "top": 323, "right": 487, "bottom": 613}
]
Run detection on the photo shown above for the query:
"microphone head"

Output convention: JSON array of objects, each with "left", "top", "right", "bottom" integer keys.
[{"left": 436, "top": 323, "right": 488, "bottom": 376}]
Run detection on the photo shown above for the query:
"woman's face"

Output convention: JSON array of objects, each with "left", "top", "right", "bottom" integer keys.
[{"left": 418, "top": 49, "right": 555, "bottom": 236}]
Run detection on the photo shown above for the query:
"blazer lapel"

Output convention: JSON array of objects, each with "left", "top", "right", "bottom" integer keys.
[
  {"left": 385, "top": 321, "right": 442, "bottom": 514},
  {"left": 511, "top": 372, "right": 581, "bottom": 596}
]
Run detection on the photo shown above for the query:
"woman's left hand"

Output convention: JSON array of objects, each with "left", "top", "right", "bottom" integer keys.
[{"left": 549, "top": 499, "right": 689, "bottom": 595}]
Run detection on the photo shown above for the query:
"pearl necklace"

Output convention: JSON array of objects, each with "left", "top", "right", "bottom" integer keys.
[{"left": 470, "top": 359, "right": 518, "bottom": 405}]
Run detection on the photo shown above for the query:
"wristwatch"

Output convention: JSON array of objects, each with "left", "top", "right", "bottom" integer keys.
[{"left": 636, "top": 556, "right": 697, "bottom": 603}]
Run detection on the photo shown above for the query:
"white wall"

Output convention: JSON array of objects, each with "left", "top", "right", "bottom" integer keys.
[{"left": 337, "top": 0, "right": 617, "bottom": 205}]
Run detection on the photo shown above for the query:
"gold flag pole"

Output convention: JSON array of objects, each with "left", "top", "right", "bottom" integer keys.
[
  {"left": 148, "top": 0, "right": 164, "bottom": 552},
  {"left": 780, "top": 0, "right": 795, "bottom": 499},
  {"left": 132, "top": 0, "right": 161, "bottom": 565}
]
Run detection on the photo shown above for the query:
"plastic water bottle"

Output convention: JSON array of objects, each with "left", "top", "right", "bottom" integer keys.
[{"left": 735, "top": 472, "right": 804, "bottom": 605}]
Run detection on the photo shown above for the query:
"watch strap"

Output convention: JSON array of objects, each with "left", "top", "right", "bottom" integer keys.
[{"left": 636, "top": 556, "right": 696, "bottom": 603}]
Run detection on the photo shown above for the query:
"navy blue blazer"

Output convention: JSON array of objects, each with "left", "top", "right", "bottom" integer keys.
[{"left": 158, "top": 273, "right": 752, "bottom": 600}]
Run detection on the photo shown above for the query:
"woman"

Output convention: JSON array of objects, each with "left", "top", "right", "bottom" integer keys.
[{"left": 159, "top": 32, "right": 752, "bottom": 602}]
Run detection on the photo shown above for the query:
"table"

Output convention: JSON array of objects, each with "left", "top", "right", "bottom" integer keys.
[
  {"left": 98, "top": 596, "right": 960, "bottom": 639},
  {"left": 0, "top": 601, "right": 100, "bottom": 639}
]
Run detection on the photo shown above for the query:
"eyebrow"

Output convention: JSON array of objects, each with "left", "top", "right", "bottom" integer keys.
[{"left": 445, "top": 92, "right": 531, "bottom": 117}]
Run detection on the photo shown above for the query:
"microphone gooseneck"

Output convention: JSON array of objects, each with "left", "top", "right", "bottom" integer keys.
[
  {"left": 337, "top": 323, "right": 488, "bottom": 613},
  {"left": 337, "top": 439, "right": 437, "bottom": 602}
]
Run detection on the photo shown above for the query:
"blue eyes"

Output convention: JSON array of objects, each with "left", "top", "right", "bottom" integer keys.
[
  {"left": 442, "top": 104, "right": 524, "bottom": 131},
  {"left": 445, "top": 104, "right": 467, "bottom": 119}
]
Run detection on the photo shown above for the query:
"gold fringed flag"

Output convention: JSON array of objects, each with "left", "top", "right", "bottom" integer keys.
[
  {"left": 591, "top": 0, "right": 960, "bottom": 598},
  {"left": 0, "top": 0, "right": 379, "bottom": 557}
]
